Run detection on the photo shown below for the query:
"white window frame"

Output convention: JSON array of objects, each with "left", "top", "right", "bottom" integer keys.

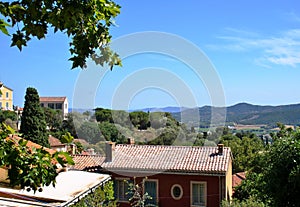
[
  {"left": 190, "top": 181, "right": 207, "bottom": 207},
  {"left": 171, "top": 184, "right": 183, "bottom": 200},
  {"left": 143, "top": 178, "right": 159, "bottom": 206},
  {"left": 114, "top": 178, "right": 131, "bottom": 203}
]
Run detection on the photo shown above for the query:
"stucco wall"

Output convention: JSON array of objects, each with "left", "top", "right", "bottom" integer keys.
[{"left": 111, "top": 172, "right": 223, "bottom": 207}]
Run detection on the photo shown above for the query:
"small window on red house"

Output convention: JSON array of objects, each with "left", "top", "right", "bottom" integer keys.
[{"left": 171, "top": 184, "right": 183, "bottom": 200}]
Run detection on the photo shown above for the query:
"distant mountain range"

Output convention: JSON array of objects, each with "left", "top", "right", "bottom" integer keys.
[{"left": 139, "top": 103, "right": 300, "bottom": 126}]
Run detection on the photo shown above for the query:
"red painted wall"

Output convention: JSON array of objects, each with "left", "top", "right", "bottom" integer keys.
[{"left": 111, "top": 172, "right": 221, "bottom": 207}]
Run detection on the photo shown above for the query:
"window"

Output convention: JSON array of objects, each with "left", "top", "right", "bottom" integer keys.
[
  {"left": 171, "top": 184, "right": 183, "bottom": 200},
  {"left": 6, "top": 92, "right": 8, "bottom": 98},
  {"left": 55, "top": 103, "right": 62, "bottom": 109},
  {"left": 0, "top": 102, "right": 2, "bottom": 108},
  {"left": 40, "top": 103, "right": 44, "bottom": 107},
  {"left": 144, "top": 180, "right": 158, "bottom": 206},
  {"left": 191, "top": 182, "right": 206, "bottom": 207},
  {"left": 65, "top": 103, "right": 68, "bottom": 109},
  {"left": 48, "top": 103, "right": 55, "bottom": 109},
  {"left": 6, "top": 102, "right": 9, "bottom": 109},
  {"left": 114, "top": 179, "right": 131, "bottom": 202}
]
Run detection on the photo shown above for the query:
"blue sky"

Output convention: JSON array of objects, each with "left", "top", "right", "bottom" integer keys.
[{"left": 1, "top": 0, "right": 300, "bottom": 110}]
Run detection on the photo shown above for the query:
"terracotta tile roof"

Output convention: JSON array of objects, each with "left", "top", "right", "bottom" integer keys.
[
  {"left": 102, "top": 145, "right": 231, "bottom": 174},
  {"left": 40, "top": 97, "right": 66, "bottom": 102},
  {"left": 8, "top": 135, "right": 56, "bottom": 154},
  {"left": 232, "top": 172, "right": 246, "bottom": 188},
  {"left": 71, "top": 155, "right": 105, "bottom": 170},
  {"left": 48, "top": 135, "right": 64, "bottom": 147}
]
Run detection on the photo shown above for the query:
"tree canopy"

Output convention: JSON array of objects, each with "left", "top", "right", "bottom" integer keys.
[
  {"left": 0, "top": 0, "right": 121, "bottom": 69},
  {"left": 20, "top": 87, "right": 49, "bottom": 147},
  {"left": 220, "top": 134, "right": 264, "bottom": 173},
  {"left": 234, "top": 124, "right": 300, "bottom": 207}
]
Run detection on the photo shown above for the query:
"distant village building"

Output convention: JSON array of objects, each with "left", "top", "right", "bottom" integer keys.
[
  {"left": 48, "top": 135, "right": 76, "bottom": 155},
  {"left": 0, "top": 82, "right": 13, "bottom": 111},
  {"left": 40, "top": 96, "right": 68, "bottom": 118}
]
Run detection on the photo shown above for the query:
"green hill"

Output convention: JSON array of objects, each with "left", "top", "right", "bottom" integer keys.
[{"left": 170, "top": 103, "right": 300, "bottom": 127}]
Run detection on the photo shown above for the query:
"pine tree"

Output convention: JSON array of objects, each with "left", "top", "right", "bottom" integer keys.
[{"left": 20, "top": 87, "right": 49, "bottom": 147}]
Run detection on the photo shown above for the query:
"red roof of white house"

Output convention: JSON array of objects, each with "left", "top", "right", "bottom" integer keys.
[
  {"left": 40, "top": 97, "right": 67, "bottom": 102},
  {"left": 102, "top": 144, "right": 231, "bottom": 175}
]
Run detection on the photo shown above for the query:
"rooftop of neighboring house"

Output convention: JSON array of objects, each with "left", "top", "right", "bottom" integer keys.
[
  {"left": 48, "top": 135, "right": 65, "bottom": 147},
  {"left": 0, "top": 170, "right": 111, "bottom": 207},
  {"left": 101, "top": 143, "right": 231, "bottom": 175},
  {"left": 8, "top": 135, "right": 56, "bottom": 154},
  {"left": 232, "top": 172, "right": 246, "bottom": 189},
  {"left": 71, "top": 155, "right": 106, "bottom": 171},
  {"left": 39, "top": 96, "right": 67, "bottom": 102},
  {"left": 0, "top": 82, "right": 13, "bottom": 91}
]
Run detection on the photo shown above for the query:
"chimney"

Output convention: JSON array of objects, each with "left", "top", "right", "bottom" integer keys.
[
  {"left": 105, "top": 141, "right": 115, "bottom": 162},
  {"left": 217, "top": 144, "right": 224, "bottom": 155},
  {"left": 127, "top": 137, "right": 135, "bottom": 145}
]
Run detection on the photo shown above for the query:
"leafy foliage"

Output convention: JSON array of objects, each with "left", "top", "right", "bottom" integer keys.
[
  {"left": 99, "top": 121, "right": 126, "bottom": 143},
  {"left": 0, "top": 110, "right": 17, "bottom": 122},
  {"left": 60, "top": 131, "right": 74, "bottom": 144},
  {"left": 0, "top": 110, "right": 17, "bottom": 130},
  {"left": 147, "top": 127, "right": 178, "bottom": 145},
  {"left": 20, "top": 87, "right": 49, "bottom": 147},
  {"left": 126, "top": 178, "right": 156, "bottom": 207},
  {"left": 0, "top": 0, "right": 121, "bottom": 69},
  {"left": 220, "top": 134, "right": 264, "bottom": 173},
  {"left": 71, "top": 181, "right": 116, "bottom": 207},
  {"left": 222, "top": 196, "right": 266, "bottom": 207},
  {"left": 129, "top": 111, "right": 150, "bottom": 130},
  {"left": 234, "top": 124, "right": 300, "bottom": 207},
  {"left": 95, "top": 108, "right": 114, "bottom": 123},
  {"left": 77, "top": 121, "right": 102, "bottom": 144},
  {"left": 0, "top": 123, "right": 74, "bottom": 192},
  {"left": 42, "top": 107, "right": 63, "bottom": 132},
  {"left": 262, "top": 129, "right": 300, "bottom": 206},
  {"left": 62, "top": 112, "right": 81, "bottom": 138},
  {"left": 74, "top": 141, "right": 84, "bottom": 154}
]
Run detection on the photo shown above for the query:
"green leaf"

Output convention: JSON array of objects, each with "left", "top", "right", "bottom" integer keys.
[
  {"left": 56, "top": 151, "right": 75, "bottom": 165},
  {"left": 0, "top": 19, "right": 10, "bottom": 35}
]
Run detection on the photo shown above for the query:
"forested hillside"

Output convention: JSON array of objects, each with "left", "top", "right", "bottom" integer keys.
[{"left": 170, "top": 102, "right": 300, "bottom": 127}]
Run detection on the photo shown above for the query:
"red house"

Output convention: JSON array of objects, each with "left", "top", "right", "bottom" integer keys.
[{"left": 101, "top": 142, "right": 233, "bottom": 207}]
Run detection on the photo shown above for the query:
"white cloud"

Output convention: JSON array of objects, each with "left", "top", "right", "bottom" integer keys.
[{"left": 208, "top": 28, "right": 300, "bottom": 68}]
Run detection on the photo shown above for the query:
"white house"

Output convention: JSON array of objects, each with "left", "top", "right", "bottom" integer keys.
[{"left": 40, "top": 96, "right": 68, "bottom": 118}]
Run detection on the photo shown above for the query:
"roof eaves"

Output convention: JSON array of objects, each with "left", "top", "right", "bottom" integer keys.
[
  {"left": 2, "top": 85, "right": 13, "bottom": 91},
  {"left": 103, "top": 167, "right": 227, "bottom": 176}
]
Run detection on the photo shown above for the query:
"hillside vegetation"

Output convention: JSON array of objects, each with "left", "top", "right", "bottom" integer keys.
[{"left": 171, "top": 102, "right": 300, "bottom": 127}]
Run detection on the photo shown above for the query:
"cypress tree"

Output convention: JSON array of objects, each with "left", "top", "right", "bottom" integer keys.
[{"left": 20, "top": 87, "right": 49, "bottom": 147}]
